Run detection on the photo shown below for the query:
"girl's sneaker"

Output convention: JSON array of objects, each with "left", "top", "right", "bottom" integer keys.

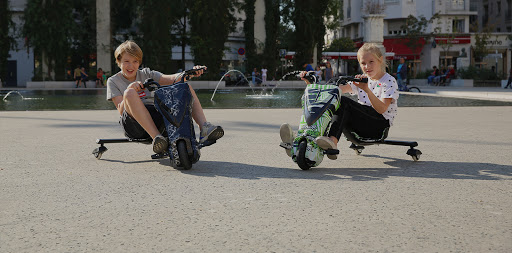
[
  {"left": 315, "top": 136, "right": 338, "bottom": 160},
  {"left": 200, "top": 122, "right": 224, "bottom": 144},
  {"left": 280, "top": 123, "right": 294, "bottom": 157}
]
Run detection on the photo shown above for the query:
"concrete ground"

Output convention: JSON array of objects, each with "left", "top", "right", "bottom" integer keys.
[{"left": 1, "top": 105, "right": 511, "bottom": 252}]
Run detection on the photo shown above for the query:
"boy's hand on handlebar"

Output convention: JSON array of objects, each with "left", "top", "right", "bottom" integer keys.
[
  {"left": 299, "top": 71, "right": 310, "bottom": 84},
  {"left": 183, "top": 65, "right": 207, "bottom": 82},
  {"left": 128, "top": 81, "right": 144, "bottom": 92}
]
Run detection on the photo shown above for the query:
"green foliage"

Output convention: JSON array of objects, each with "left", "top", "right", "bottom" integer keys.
[
  {"left": 23, "top": 0, "right": 76, "bottom": 80},
  {"left": 243, "top": 0, "right": 257, "bottom": 72},
  {"left": 189, "top": 0, "right": 239, "bottom": 79},
  {"left": 471, "top": 22, "right": 494, "bottom": 62},
  {"left": 400, "top": 13, "right": 439, "bottom": 59},
  {"left": 292, "top": 0, "right": 329, "bottom": 67},
  {"left": 70, "top": 0, "right": 96, "bottom": 79},
  {"left": 457, "top": 66, "right": 500, "bottom": 80},
  {"left": 324, "top": 37, "right": 355, "bottom": 52},
  {"left": 138, "top": 0, "right": 176, "bottom": 73},
  {"left": 262, "top": 0, "right": 281, "bottom": 78},
  {"left": 0, "top": 0, "right": 16, "bottom": 83}
]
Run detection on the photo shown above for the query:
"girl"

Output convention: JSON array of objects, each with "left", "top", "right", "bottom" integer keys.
[
  {"left": 280, "top": 43, "right": 399, "bottom": 160},
  {"left": 106, "top": 40, "right": 224, "bottom": 154}
]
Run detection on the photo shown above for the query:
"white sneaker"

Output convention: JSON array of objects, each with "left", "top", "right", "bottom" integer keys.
[
  {"left": 280, "top": 123, "right": 294, "bottom": 157},
  {"left": 200, "top": 122, "right": 224, "bottom": 144},
  {"left": 315, "top": 136, "right": 338, "bottom": 160}
]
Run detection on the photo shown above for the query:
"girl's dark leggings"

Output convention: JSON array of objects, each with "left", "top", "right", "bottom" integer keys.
[{"left": 328, "top": 96, "right": 390, "bottom": 140}]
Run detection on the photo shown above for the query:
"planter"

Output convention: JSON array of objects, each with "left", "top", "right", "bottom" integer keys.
[
  {"left": 26, "top": 81, "right": 97, "bottom": 88},
  {"left": 450, "top": 79, "right": 474, "bottom": 87},
  {"left": 473, "top": 80, "right": 500, "bottom": 87}
]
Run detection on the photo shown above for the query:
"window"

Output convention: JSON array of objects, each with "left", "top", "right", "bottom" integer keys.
[
  {"left": 451, "top": 0, "right": 465, "bottom": 10},
  {"left": 384, "top": 0, "right": 399, "bottom": 3},
  {"left": 347, "top": 0, "right": 351, "bottom": 19},
  {"left": 452, "top": 19, "right": 464, "bottom": 33}
]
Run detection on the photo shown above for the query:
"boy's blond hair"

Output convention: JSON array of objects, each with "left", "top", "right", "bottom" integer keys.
[
  {"left": 357, "top": 43, "right": 388, "bottom": 73},
  {"left": 114, "top": 40, "right": 143, "bottom": 66}
]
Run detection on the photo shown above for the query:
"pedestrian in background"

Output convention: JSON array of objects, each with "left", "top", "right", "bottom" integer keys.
[
  {"left": 74, "top": 66, "right": 82, "bottom": 88},
  {"left": 324, "top": 62, "right": 333, "bottom": 82},
  {"left": 80, "top": 67, "right": 88, "bottom": 88},
  {"left": 394, "top": 57, "right": 407, "bottom": 91},
  {"left": 96, "top": 68, "right": 105, "bottom": 87}
]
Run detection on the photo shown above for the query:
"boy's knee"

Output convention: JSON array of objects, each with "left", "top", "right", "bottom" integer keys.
[{"left": 123, "top": 89, "right": 139, "bottom": 100}]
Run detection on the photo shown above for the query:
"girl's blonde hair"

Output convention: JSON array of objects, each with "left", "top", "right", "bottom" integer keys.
[
  {"left": 114, "top": 40, "right": 143, "bottom": 66},
  {"left": 357, "top": 43, "right": 388, "bottom": 73}
]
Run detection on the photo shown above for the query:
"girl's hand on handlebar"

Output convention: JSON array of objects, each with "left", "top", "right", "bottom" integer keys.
[{"left": 353, "top": 74, "right": 369, "bottom": 91}]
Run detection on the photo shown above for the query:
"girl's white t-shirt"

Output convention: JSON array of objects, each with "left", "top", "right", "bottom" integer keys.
[{"left": 348, "top": 72, "right": 399, "bottom": 125}]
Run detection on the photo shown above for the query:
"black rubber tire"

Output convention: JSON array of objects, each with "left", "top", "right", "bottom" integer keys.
[
  {"left": 177, "top": 140, "right": 192, "bottom": 170},
  {"left": 408, "top": 87, "right": 421, "bottom": 93},
  {"left": 296, "top": 141, "right": 311, "bottom": 170}
]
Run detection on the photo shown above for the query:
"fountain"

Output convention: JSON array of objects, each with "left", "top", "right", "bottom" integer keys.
[
  {"left": 3, "top": 91, "right": 24, "bottom": 101},
  {"left": 210, "top": 70, "right": 304, "bottom": 102},
  {"left": 2, "top": 90, "right": 44, "bottom": 101},
  {"left": 211, "top": 69, "right": 254, "bottom": 101}
]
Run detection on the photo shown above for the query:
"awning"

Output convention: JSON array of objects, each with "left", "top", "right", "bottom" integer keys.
[
  {"left": 382, "top": 38, "right": 426, "bottom": 60},
  {"left": 284, "top": 51, "right": 395, "bottom": 60}
]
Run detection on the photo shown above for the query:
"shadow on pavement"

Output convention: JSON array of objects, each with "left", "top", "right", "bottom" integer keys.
[{"left": 174, "top": 156, "right": 511, "bottom": 181}]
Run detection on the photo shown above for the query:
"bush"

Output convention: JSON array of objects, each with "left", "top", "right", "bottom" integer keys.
[
  {"left": 457, "top": 66, "right": 500, "bottom": 80},
  {"left": 415, "top": 69, "right": 431, "bottom": 79}
]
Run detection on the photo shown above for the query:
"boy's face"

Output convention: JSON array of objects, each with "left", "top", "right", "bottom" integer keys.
[
  {"left": 359, "top": 52, "right": 383, "bottom": 79},
  {"left": 118, "top": 53, "right": 140, "bottom": 81}
]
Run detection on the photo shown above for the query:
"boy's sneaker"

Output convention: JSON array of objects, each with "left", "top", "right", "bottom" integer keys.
[
  {"left": 279, "top": 123, "right": 294, "bottom": 157},
  {"left": 315, "top": 136, "right": 338, "bottom": 160},
  {"left": 152, "top": 134, "right": 168, "bottom": 154},
  {"left": 200, "top": 122, "right": 224, "bottom": 144}
]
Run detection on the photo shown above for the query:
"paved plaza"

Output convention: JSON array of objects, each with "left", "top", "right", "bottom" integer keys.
[{"left": 1, "top": 102, "right": 511, "bottom": 252}]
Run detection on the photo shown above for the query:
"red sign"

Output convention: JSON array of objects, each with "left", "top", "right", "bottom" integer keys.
[
  {"left": 434, "top": 36, "right": 471, "bottom": 44},
  {"left": 238, "top": 47, "right": 245, "bottom": 55}
]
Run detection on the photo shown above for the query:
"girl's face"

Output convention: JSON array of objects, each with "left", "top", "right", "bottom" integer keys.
[
  {"left": 358, "top": 52, "right": 384, "bottom": 79},
  {"left": 118, "top": 53, "right": 140, "bottom": 81}
]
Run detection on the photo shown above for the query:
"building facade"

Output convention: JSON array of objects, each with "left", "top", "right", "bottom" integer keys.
[{"left": 339, "top": 0, "right": 511, "bottom": 76}]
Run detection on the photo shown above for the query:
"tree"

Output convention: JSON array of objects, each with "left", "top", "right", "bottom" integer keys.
[
  {"left": 400, "top": 13, "right": 439, "bottom": 77},
  {"left": 291, "top": 0, "right": 339, "bottom": 68},
  {"left": 401, "top": 13, "right": 439, "bottom": 60},
  {"left": 471, "top": 21, "right": 494, "bottom": 66},
  {"left": 138, "top": 0, "right": 176, "bottom": 73},
  {"left": 188, "top": 0, "right": 239, "bottom": 79},
  {"left": 324, "top": 37, "right": 355, "bottom": 52},
  {"left": 0, "top": 0, "right": 16, "bottom": 84},
  {"left": 23, "top": 0, "right": 76, "bottom": 80}
]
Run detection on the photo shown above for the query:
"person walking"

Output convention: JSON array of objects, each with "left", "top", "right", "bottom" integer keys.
[
  {"left": 261, "top": 67, "right": 268, "bottom": 84},
  {"left": 74, "top": 66, "right": 82, "bottom": 88},
  {"left": 394, "top": 57, "right": 407, "bottom": 91},
  {"left": 324, "top": 62, "right": 333, "bottom": 82},
  {"left": 505, "top": 68, "right": 512, "bottom": 89},
  {"left": 80, "top": 67, "right": 88, "bottom": 88}
]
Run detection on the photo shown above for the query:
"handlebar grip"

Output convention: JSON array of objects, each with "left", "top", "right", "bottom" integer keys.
[
  {"left": 336, "top": 76, "right": 368, "bottom": 85},
  {"left": 142, "top": 78, "right": 161, "bottom": 91},
  {"left": 183, "top": 67, "right": 207, "bottom": 76}
]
